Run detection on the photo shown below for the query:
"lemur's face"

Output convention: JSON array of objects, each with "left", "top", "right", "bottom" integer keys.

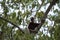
[{"left": 31, "top": 17, "right": 34, "bottom": 22}]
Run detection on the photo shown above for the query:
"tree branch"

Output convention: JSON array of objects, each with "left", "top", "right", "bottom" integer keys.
[
  {"left": 0, "top": 17, "right": 24, "bottom": 33},
  {"left": 37, "top": 0, "right": 58, "bottom": 31}
]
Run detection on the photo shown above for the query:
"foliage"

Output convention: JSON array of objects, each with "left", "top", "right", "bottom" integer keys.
[{"left": 0, "top": 0, "right": 60, "bottom": 40}]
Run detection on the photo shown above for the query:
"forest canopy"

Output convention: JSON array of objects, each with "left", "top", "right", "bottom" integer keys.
[{"left": 0, "top": 0, "right": 60, "bottom": 40}]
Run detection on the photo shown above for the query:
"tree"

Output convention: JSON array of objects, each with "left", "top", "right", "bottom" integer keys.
[{"left": 0, "top": 0, "right": 60, "bottom": 40}]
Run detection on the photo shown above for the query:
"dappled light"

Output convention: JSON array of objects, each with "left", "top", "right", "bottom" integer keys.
[{"left": 0, "top": 0, "right": 60, "bottom": 40}]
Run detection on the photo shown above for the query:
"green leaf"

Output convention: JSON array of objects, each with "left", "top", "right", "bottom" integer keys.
[
  {"left": 19, "top": 18, "right": 22, "bottom": 25},
  {"left": 54, "top": 9, "right": 58, "bottom": 13},
  {"left": 36, "top": 11, "right": 44, "bottom": 18},
  {"left": 0, "top": 19, "right": 3, "bottom": 25},
  {"left": 18, "top": 11, "right": 22, "bottom": 16},
  {"left": 12, "top": 12, "right": 16, "bottom": 18},
  {"left": 32, "top": 3, "right": 36, "bottom": 8}
]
